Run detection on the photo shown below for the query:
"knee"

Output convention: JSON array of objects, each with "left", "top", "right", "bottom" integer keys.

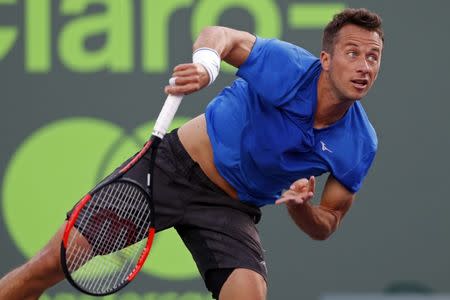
[
  {"left": 219, "top": 268, "right": 267, "bottom": 300},
  {"left": 27, "top": 244, "right": 63, "bottom": 280},
  {"left": 28, "top": 226, "right": 65, "bottom": 279}
]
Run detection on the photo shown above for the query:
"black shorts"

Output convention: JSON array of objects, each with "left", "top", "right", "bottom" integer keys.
[{"left": 67, "top": 129, "right": 267, "bottom": 285}]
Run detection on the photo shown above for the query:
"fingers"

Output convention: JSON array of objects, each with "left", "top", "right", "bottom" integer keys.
[
  {"left": 172, "top": 63, "right": 193, "bottom": 72},
  {"left": 275, "top": 189, "right": 314, "bottom": 205},
  {"left": 172, "top": 67, "right": 200, "bottom": 78},
  {"left": 309, "top": 176, "right": 315, "bottom": 194},
  {"left": 290, "top": 176, "right": 315, "bottom": 193},
  {"left": 165, "top": 82, "right": 204, "bottom": 95},
  {"left": 164, "top": 63, "right": 210, "bottom": 95},
  {"left": 289, "top": 178, "right": 308, "bottom": 191},
  {"left": 275, "top": 193, "right": 313, "bottom": 205},
  {"left": 276, "top": 176, "right": 315, "bottom": 205}
]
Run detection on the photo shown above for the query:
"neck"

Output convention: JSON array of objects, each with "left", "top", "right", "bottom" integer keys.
[{"left": 314, "top": 72, "right": 354, "bottom": 129}]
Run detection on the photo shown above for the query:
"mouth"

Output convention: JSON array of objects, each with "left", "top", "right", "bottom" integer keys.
[{"left": 351, "top": 79, "right": 369, "bottom": 90}]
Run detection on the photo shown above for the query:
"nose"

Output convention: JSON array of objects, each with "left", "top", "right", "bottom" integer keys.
[{"left": 356, "top": 57, "right": 370, "bottom": 74}]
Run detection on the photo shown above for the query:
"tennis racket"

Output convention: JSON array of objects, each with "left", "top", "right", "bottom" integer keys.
[{"left": 60, "top": 91, "right": 183, "bottom": 296}]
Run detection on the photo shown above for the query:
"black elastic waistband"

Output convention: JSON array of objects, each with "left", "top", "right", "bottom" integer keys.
[
  {"left": 163, "top": 128, "right": 262, "bottom": 222},
  {"left": 164, "top": 128, "right": 227, "bottom": 195}
]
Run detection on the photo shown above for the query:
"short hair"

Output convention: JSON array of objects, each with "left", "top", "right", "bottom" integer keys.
[{"left": 322, "top": 8, "right": 384, "bottom": 53}]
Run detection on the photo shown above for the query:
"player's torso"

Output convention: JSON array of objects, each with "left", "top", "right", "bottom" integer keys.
[
  {"left": 178, "top": 114, "right": 239, "bottom": 199},
  {"left": 206, "top": 78, "right": 376, "bottom": 205}
]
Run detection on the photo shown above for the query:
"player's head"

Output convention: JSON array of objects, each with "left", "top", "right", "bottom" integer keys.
[
  {"left": 322, "top": 8, "right": 384, "bottom": 54},
  {"left": 320, "top": 8, "right": 384, "bottom": 101}
]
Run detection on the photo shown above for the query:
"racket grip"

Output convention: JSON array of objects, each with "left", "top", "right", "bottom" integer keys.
[{"left": 152, "top": 94, "right": 183, "bottom": 138}]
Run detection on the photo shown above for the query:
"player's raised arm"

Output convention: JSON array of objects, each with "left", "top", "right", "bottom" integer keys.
[
  {"left": 165, "top": 26, "right": 256, "bottom": 95},
  {"left": 277, "top": 175, "right": 355, "bottom": 240},
  {"left": 193, "top": 26, "right": 256, "bottom": 68}
]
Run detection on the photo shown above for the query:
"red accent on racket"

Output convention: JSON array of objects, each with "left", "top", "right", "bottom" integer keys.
[{"left": 60, "top": 93, "right": 183, "bottom": 296}]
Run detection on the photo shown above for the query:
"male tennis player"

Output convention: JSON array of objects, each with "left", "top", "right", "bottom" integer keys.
[{"left": 0, "top": 8, "right": 383, "bottom": 300}]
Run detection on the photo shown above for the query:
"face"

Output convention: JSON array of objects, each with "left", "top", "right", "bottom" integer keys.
[{"left": 321, "top": 24, "right": 383, "bottom": 101}]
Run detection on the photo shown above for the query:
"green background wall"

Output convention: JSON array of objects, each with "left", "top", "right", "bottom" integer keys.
[{"left": 1, "top": 1, "right": 449, "bottom": 299}]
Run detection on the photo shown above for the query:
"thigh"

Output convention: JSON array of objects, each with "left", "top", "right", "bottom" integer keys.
[
  {"left": 176, "top": 205, "right": 268, "bottom": 285},
  {"left": 220, "top": 268, "right": 267, "bottom": 300}
]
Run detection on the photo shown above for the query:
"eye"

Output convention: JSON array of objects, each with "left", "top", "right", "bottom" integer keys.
[
  {"left": 347, "top": 50, "right": 357, "bottom": 58},
  {"left": 367, "top": 54, "right": 379, "bottom": 63}
]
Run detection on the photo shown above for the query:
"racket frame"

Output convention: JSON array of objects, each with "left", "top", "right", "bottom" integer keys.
[
  {"left": 60, "top": 93, "right": 183, "bottom": 296},
  {"left": 60, "top": 138, "right": 159, "bottom": 296}
]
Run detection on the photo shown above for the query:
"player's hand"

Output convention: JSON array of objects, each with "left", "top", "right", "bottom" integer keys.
[
  {"left": 164, "top": 63, "right": 210, "bottom": 95},
  {"left": 275, "top": 176, "right": 315, "bottom": 205}
]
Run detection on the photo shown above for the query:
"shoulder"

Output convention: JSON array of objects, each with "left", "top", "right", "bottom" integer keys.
[
  {"left": 243, "top": 36, "right": 319, "bottom": 68},
  {"left": 236, "top": 36, "right": 321, "bottom": 104},
  {"left": 256, "top": 37, "right": 315, "bottom": 55}
]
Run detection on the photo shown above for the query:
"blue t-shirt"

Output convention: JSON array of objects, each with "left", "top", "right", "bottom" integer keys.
[{"left": 205, "top": 37, "right": 377, "bottom": 207}]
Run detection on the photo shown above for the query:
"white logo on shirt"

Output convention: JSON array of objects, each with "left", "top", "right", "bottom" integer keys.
[
  {"left": 320, "top": 141, "right": 333, "bottom": 153},
  {"left": 260, "top": 260, "right": 268, "bottom": 273}
]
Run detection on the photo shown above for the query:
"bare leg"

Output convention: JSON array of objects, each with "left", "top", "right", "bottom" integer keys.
[
  {"left": 0, "top": 223, "right": 68, "bottom": 300},
  {"left": 219, "top": 268, "right": 267, "bottom": 300}
]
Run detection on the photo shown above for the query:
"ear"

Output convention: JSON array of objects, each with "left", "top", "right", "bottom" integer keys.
[{"left": 320, "top": 50, "right": 331, "bottom": 71}]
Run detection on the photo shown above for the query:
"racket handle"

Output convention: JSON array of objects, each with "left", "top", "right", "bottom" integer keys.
[{"left": 152, "top": 94, "right": 183, "bottom": 138}]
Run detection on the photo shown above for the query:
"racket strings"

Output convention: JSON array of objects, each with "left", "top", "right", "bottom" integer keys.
[
  {"left": 70, "top": 184, "right": 149, "bottom": 292},
  {"left": 86, "top": 186, "right": 143, "bottom": 253},
  {"left": 65, "top": 181, "right": 152, "bottom": 294},
  {"left": 85, "top": 188, "right": 150, "bottom": 292}
]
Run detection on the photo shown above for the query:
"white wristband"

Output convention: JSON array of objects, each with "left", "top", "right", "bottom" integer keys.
[{"left": 192, "top": 47, "right": 221, "bottom": 86}]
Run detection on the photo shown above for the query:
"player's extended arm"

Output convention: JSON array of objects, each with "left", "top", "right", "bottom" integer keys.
[
  {"left": 193, "top": 26, "right": 256, "bottom": 67},
  {"left": 276, "top": 175, "right": 355, "bottom": 240},
  {"left": 165, "top": 26, "right": 255, "bottom": 95}
]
